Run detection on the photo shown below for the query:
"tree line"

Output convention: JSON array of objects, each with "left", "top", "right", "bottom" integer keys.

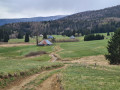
[{"left": 0, "top": 29, "right": 10, "bottom": 42}]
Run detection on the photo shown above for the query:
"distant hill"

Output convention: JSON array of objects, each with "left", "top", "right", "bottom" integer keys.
[
  {"left": 1, "top": 5, "right": 120, "bottom": 36},
  {"left": 0, "top": 15, "right": 66, "bottom": 26}
]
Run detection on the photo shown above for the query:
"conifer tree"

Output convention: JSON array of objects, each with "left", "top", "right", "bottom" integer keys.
[
  {"left": 3, "top": 32, "right": 9, "bottom": 42},
  {"left": 25, "top": 33, "right": 29, "bottom": 42},
  {"left": 17, "top": 32, "right": 23, "bottom": 39},
  {"left": 105, "top": 28, "right": 120, "bottom": 64},
  {"left": 43, "top": 33, "right": 47, "bottom": 39},
  {"left": 107, "top": 32, "right": 110, "bottom": 36}
]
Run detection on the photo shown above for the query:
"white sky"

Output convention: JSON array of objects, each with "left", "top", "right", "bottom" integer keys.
[{"left": 0, "top": 0, "right": 120, "bottom": 19}]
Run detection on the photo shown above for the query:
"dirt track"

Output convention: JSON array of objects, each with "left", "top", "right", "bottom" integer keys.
[
  {"left": 0, "top": 43, "right": 35, "bottom": 47},
  {"left": 37, "top": 74, "right": 61, "bottom": 90},
  {"left": 7, "top": 66, "right": 65, "bottom": 90},
  {"left": 49, "top": 45, "right": 63, "bottom": 62}
]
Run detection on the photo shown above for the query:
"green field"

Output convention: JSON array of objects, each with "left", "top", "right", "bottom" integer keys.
[
  {"left": 58, "top": 39, "right": 108, "bottom": 59},
  {"left": 61, "top": 64, "right": 120, "bottom": 90},
  {"left": 0, "top": 45, "right": 63, "bottom": 87},
  {"left": 1, "top": 33, "right": 119, "bottom": 89}
]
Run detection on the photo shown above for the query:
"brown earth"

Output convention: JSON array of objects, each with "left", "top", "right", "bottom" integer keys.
[
  {"left": 5, "top": 66, "right": 65, "bottom": 90},
  {"left": 71, "top": 55, "right": 109, "bottom": 66},
  {"left": 0, "top": 43, "right": 35, "bottom": 47},
  {"left": 25, "top": 51, "right": 47, "bottom": 57},
  {"left": 49, "top": 45, "right": 63, "bottom": 62},
  {"left": 37, "top": 74, "right": 62, "bottom": 90}
]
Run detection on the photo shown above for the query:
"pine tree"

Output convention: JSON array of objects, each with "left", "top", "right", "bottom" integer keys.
[
  {"left": 105, "top": 28, "right": 120, "bottom": 64},
  {"left": 17, "top": 32, "right": 23, "bottom": 39},
  {"left": 3, "top": 32, "right": 9, "bottom": 42},
  {"left": 25, "top": 33, "right": 29, "bottom": 42},
  {"left": 107, "top": 32, "right": 110, "bottom": 36},
  {"left": 43, "top": 33, "right": 47, "bottom": 39}
]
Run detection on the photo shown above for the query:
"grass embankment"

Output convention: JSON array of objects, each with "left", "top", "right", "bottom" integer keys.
[
  {"left": 61, "top": 64, "right": 120, "bottom": 90},
  {"left": 0, "top": 45, "right": 63, "bottom": 88},
  {"left": 58, "top": 39, "right": 108, "bottom": 59}
]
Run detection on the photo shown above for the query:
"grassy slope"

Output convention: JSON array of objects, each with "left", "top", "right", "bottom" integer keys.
[
  {"left": 1, "top": 33, "right": 115, "bottom": 89},
  {"left": 0, "top": 45, "right": 62, "bottom": 77},
  {"left": 61, "top": 64, "right": 120, "bottom": 90},
  {"left": 59, "top": 39, "right": 108, "bottom": 59},
  {"left": 0, "top": 45, "right": 53, "bottom": 58}
]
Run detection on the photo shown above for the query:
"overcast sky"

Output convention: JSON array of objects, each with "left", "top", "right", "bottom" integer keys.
[{"left": 0, "top": 0, "right": 120, "bottom": 19}]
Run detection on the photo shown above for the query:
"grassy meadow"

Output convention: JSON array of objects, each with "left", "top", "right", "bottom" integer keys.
[
  {"left": 0, "top": 45, "right": 63, "bottom": 87},
  {"left": 1, "top": 32, "right": 119, "bottom": 89},
  {"left": 58, "top": 39, "right": 108, "bottom": 59},
  {"left": 61, "top": 64, "right": 120, "bottom": 90}
]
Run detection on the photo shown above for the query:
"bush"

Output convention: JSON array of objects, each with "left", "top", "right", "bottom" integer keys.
[
  {"left": 84, "top": 34, "right": 104, "bottom": 41},
  {"left": 105, "top": 28, "right": 120, "bottom": 64}
]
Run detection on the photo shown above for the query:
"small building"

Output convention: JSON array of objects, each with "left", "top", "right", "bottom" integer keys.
[
  {"left": 70, "top": 35, "right": 75, "bottom": 39},
  {"left": 39, "top": 34, "right": 43, "bottom": 37},
  {"left": 38, "top": 40, "right": 53, "bottom": 46},
  {"left": 48, "top": 35, "right": 54, "bottom": 39}
]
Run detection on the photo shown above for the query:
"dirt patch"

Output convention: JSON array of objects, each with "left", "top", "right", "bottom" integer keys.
[
  {"left": 37, "top": 74, "right": 62, "bottom": 90},
  {"left": 71, "top": 55, "right": 109, "bottom": 66},
  {"left": 49, "top": 45, "right": 63, "bottom": 62},
  {"left": 0, "top": 43, "right": 35, "bottom": 47},
  {"left": 36, "top": 65, "right": 67, "bottom": 90},
  {"left": 25, "top": 51, "right": 47, "bottom": 57}
]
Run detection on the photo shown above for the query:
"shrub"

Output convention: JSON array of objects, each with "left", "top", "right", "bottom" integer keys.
[{"left": 84, "top": 34, "right": 104, "bottom": 41}]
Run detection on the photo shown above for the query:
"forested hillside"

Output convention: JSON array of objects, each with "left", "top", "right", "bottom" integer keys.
[{"left": 1, "top": 5, "right": 120, "bottom": 37}]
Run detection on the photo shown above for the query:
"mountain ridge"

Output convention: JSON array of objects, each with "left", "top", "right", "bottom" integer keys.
[
  {"left": 1, "top": 5, "right": 120, "bottom": 36},
  {"left": 0, "top": 15, "right": 66, "bottom": 26}
]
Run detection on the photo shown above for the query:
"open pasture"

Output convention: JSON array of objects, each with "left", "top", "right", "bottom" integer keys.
[
  {"left": 58, "top": 39, "right": 108, "bottom": 59},
  {"left": 61, "top": 63, "right": 120, "bottom": 90},
  {"left": 0, "top": 45, "right": 63, "bottom": 87}
]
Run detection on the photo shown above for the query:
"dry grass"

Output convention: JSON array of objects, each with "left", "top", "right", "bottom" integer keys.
[
  {"left": 71, "top": 55, "right": 109, "bottom": 66},
  {"left": 54, "top": 39, "right": 79, "bottom": 42},
  {"left": 0, "top": 43, "right": 35, "bottom": 47}
]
